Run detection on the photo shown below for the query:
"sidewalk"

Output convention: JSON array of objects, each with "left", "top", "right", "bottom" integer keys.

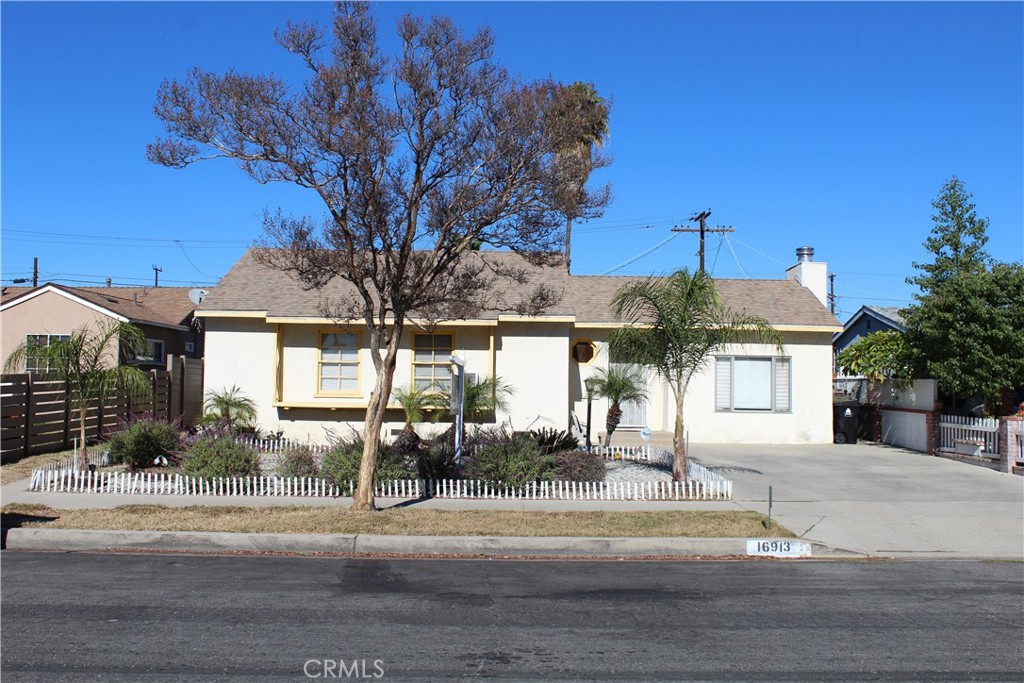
[{"left": 4, "top": 441, "right": 1022, "bottom": 559}]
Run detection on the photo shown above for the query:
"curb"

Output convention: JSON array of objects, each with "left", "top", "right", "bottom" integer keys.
[{"left": 1, "top": 528, "right": 861, "bottom": 558}]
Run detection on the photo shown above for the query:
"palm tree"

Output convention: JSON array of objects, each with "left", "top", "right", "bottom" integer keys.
[
  {"left": 549, "top": 81, "right": 611, "bottom": 271},
  {"left": 588, "top": 365, "right": 648, "bottom": 448},
  {"left": 4, "top": 319, "right": 151, "bottom": 468},
  {"left": 609, "top": 270, "right": 782, "bottom": 480},
  {"left": 439, "top": 375, "right": 515, "bottom": 424},
  {"left": 391, "top": 384, "right": 444, "bottom": 451},
  {"left": 203, "top": 385, "right": 258, "bottom": 434}
]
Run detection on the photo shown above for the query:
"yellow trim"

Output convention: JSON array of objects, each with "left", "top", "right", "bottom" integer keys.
[
  {"left": 196, "top": 310, "right": 267, "bottom": 318},
  {"left": 410, "top": 330, "right": 456, "bottom": 393},
  {"left": 265, "top": 316, "right": 498, "bottom": 327},
  {"left": 497, "top": 314, "right": 576, "bottom": 322},
  {"left": 570, "top": 338, "right": 598, "bottom": 366},
  {"left": 274, "top": 324, "right": 284, "bottom": 403},
  {"left": 488, "top": 328, "right": 496, "bottom": 379},
  {"left": 274, "top": 400, "right": 400, "bottom": 410},
  {"left": 315, "top": 328, "right": 363, "bottom": 398}
]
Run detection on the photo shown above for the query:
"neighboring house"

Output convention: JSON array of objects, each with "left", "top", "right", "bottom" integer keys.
[
  {"left": 198, "top": 247, "right": 841, "bottom": 445},
  {"left": 1, "top": 284, "right": 205, "bottom": 371},
  {"left": 833, "top": 305, "right": 906, "bottom": 356}
]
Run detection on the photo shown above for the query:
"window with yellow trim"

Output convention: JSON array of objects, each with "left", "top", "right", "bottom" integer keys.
[
  {"left": 319, "top": 332, "right": 360, "bottom": 394},
  {"left": 413, "top": 333, "right": 453, "bottom": 392}
]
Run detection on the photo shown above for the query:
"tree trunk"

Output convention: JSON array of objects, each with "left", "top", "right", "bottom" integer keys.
[
  {"left": 564, "top": 216, "right": 573, "bottom": 272},
  {"left": 672, "top": 389, "right": 687, "bottom": 482},
  {"left": 605, "top": 403, "right": 622, "bottom": 447},
  {"left": 350, "top": 330, "right": 401, "bottom": 512},
  {"left": 78, "top": 406, "right": 90, "bottom": 470}
]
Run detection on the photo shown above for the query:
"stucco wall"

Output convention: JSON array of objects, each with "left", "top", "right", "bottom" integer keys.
[
  {"left": 204, "top": 318, "right": 834, "bottom": 445},
  {"left": 1, "top": 291, "right": 119, "bottom": 369}
]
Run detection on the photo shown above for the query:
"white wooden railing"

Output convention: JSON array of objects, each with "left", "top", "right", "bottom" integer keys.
[{"left": 938, "top": 415, "right": 999, "bottom": 457}]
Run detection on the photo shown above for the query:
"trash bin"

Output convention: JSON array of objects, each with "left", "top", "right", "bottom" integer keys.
[{"left": 833, "top": 401, "right": 860, "bottom": 444}]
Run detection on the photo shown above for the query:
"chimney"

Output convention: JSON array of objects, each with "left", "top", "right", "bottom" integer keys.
[
  {"left": 106, "top": 278, "right": 112, "bottom": 288},
  {"left": 132, "top": 292, "right": 138, "bottom": 306},
  {"left": 785, "top": 246, "right": 828, "bottom": 307}
]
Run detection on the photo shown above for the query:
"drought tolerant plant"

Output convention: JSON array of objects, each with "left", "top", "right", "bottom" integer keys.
[
  {"left": 587, "top": 365, "right": 648, "bottom": 449},
  {"left": 320, "top": 434, "right": 415, "bottom": 486},
  {"left": 462, "top": 429, "right": 556, "bottom": 488},
  {"left": 391, "top": 384, "right": 444, "bottom": 453},
  {"left": 554, "top": 449, "right": 605, "bottom": 482},
  {"left": 182, "top": 436, "right": 261, "bottom": 479},
  {"left": 531, "top": 427, "right": 579, "bottom": 455},
  {"left": 275, "top": 445, "right": 320, "bottom": 479},
  {"left": 107, "top": 416, "right": 183, "bottom": 470},
  {"left": 203, "top": 385, "right": 258, "bottom": 434}
]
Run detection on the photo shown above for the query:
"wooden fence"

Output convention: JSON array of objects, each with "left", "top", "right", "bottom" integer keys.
[
  {"left": 28, "top": 468, "right": 732, "bottom": 501},
  {"left": 938, "top": 415, "right": 999, "bottom": 457},
  {"left": 1, "top": 357, "right": 203, "bottom": 463}
]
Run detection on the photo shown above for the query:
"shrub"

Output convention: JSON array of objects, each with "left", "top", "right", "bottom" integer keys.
[
  {"left": 275, "top": 445, "right": 319, "bottom": 479},
  {"left": 417, "top": 440, "right": 461, "bottom": 480},
  {"left": 108, "top": 418, "right": 182, "bottom": 470},
  {"left": 320, "top": 435, "right": 415, "bottom": 485},
  {"left": 182, "top": 436, "right": 261, "bottom": 479},
  {"left": 531, "top": 427, "right": 578, "bottom": 455},
  {"left": 462, "top": 430, "right": 555, "bottom": 487},
  {"left": 554, "top": 449, "right": 606, "bottom": 482}
]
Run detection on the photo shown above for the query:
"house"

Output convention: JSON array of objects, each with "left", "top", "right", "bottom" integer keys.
[
  {"left": 833, "top": 305, "right": 906, "bottom": 356},
  {"left": 197, "top": 245, "right": 841, "bottom": 445},
  {"left": 1, "top": 283, "right": 205, "bottom": 371}
]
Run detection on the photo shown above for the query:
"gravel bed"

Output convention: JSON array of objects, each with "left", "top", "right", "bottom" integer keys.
[{"left": 603, "top": 459, "right": 672, "bottom": 483}]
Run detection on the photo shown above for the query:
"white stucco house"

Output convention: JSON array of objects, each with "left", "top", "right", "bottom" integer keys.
[{"left": 197, "top": 246, "right": 840, "bottom": 445}]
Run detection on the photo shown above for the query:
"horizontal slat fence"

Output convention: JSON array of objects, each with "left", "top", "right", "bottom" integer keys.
[{"left": 1, "top": 365, "right": 200, "bottom": 463}]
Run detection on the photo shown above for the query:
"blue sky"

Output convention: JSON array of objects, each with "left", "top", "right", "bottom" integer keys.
[{"left": 2, "top": 1, "right": 1021, "bottom": 322}]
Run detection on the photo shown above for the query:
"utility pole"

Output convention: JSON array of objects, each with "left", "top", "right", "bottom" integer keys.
[
  {"left": 33, "top": 257, "right": 38, "bottom": 287},
  {"left": 152, "top": 265, "right": 162, "bottom": 288},
  {"left": 828, "top": 273, "right": 837, "bottom": 315},
  {"left": 671, "top": 209, "right": 735, "bottom": 273}
]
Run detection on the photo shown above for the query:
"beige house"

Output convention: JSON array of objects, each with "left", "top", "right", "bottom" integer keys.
[
  {"left": 197, "top": 247, "right": 840, "bottom": 445},
  {"left": 1, "top": 284, "right": 204, "bottom": 371}
]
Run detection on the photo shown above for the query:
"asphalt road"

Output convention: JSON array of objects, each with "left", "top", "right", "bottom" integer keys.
[{"left": 2, "top": 552, "right": 1022, "bottom": 682}]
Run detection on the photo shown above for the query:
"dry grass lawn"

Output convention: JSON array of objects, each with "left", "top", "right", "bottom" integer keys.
[
  {"left": 0, "top": 443, "right": 111, "bottom": 485},
  {"left": 1, "top": 503, "right": 795, "bottom": 538}
]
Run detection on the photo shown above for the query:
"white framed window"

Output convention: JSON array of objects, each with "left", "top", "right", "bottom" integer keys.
[
  {"left": 715, "top": 356, "right": 791, "bottom": 413},
  {"left": 412, "top": 333, "right": 453, "bottom": 393},
  {"left": 319, "top": 331, "right": 360, "bottom": 395},
  {"left": 24, "top": 334, "right": 71, "bottom": 373}
]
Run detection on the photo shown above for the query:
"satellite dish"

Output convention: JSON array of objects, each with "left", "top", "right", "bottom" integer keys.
[
  {"left": 188, "top": 288, "right": 209, "bottom": 305},
  {"left": 639, "top": 428, "right": 652, "bottom": 442}
]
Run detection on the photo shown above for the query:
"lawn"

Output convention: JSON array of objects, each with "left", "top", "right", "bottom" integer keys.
[
  {"left": 0, "top": 443, "right": 111, "bottom": 485},
  {"left": 1, "top": 503, "right": 795, "bottom": 538}
]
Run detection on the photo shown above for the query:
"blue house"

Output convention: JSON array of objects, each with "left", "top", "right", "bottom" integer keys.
[{"left": 833, "top": 305, "right": 906, "bottom": 357}]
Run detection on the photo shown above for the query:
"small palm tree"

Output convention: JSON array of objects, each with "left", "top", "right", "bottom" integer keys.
[
  {"left": 457, "top": 375, "right": 515, "bottom": 423},
  {"left": 391, "top": 384, "right": 444, "bottom": 451},
  {"left": 588, "top": 365, "right": 648, "bottom": 448},
  {"left": 203, "top": 385, "right": 257, "bottom": 434},
  {"left": 4, "top": 319, "right": 151, "bottom": 468}
]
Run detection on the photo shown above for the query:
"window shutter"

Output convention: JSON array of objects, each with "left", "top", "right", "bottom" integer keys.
[
  {"left": 715, "top": 358, "right": 732, "bottom": 410},
  {"left": 774, "top": 358, "right": 791, "bottom": 412}
]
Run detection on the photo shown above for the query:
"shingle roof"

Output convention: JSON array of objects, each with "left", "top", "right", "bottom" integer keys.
[
  {"left": 199, "top": 249, "right": 840, "bottom": 328},
  {"left": 1, "top": 284, "right": 198, "bottom": 328}
]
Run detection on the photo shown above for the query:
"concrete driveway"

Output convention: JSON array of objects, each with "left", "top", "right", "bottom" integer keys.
[{"left": 691, "top": 442, "right": 1024, "bottom": 558}]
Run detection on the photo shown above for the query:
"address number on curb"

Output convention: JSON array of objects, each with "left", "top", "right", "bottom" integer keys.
[{"left": 746, "top": 539, "right": 812, "bottom": 557}]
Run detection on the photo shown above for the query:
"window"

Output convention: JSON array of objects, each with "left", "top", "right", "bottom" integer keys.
[
  {"left": 132, "top": 339, "right": 165, "bottom": 364},
  {"left": 715, "top": 356, "right": 791, "bottom": 412},
  {"left": 24, "top": 334, "right": 70, "bottom": 373},
  {"left": 319, "top": 331, "right": 360, "bottom": 394},
  {"left": 413, "top": 333, "right": 453, "bottom": 392},
  {"left": 571, "top": 339, "right": 596, "bottom": 364}
]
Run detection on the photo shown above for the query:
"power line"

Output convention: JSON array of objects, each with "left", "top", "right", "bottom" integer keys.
[
  {"left": 598, "top": 233, "right": 681, "bottom": 275},
  {"left": 722, "top": 234, "right": 749, "bottom": 278}
]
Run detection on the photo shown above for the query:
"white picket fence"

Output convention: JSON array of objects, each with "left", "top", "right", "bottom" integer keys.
[
  {"left": 938, "top": 415, "right": 999, "bottom": 457},
  {"left": 28, "top": 456, "right": 731, "bottom": 501},
  {"left": 32, "top": 450, "right": 111, "bottom": 476}
]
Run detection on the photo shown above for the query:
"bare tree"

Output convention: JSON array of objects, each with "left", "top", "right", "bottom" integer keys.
[{"left": 148, "top": 2, "right": 609, "bottom": 510}]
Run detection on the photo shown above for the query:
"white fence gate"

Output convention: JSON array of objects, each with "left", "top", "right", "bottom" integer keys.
[{"left": 938, "top": 415, "right": 999, "bottom": 458}]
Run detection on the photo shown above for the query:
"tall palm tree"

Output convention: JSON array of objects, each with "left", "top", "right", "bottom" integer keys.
[
  {"left": 609, "top": 270, "right": 782, "bottom": 480},
  {"left": 550, "top": 81, "right": 611, "bottom": 271},
  {"left": 588, "top": 365, "right": 648, "bottom": 448},
  {"left": 4, "top": 319, "right": 151, "bottom": 467}
]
